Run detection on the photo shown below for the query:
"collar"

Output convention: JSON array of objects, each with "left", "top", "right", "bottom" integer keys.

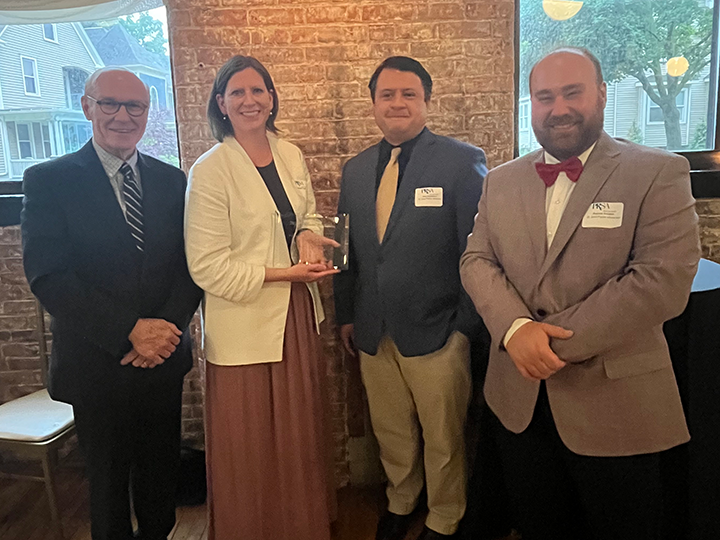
[
  {"left": 92, "top": 138, "right": 138, "bottom": 177},
  {"left": 380, "top": 126, "right": 427, "bottom": 155}
]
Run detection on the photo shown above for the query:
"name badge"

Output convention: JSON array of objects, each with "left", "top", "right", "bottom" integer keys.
[
  {"left": 415, "top": 187, "right": 443, "bottom": 207},
  {"left": 582, "top": 202, "right": 624, "bottom": 229}
]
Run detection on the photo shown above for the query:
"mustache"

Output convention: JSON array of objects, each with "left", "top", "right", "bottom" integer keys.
[{"left": 545, "top": 113, "right": 582, "bottom": 128}]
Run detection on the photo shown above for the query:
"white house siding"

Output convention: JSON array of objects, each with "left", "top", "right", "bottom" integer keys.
[
  {"left": 0, "top": 122, "right": 7, "bottom": 176},
  {"left": 689, "top": 80, "right": 710, "bottom": 148},
  {"left": 0, "top": 23, "right": 98, "bottom": 110},
  {"left": 603, "top": 83, "right": 616, "bottom": 136},
  {"left": 609, "top": 78, "right": 640, "bottom": 142}
]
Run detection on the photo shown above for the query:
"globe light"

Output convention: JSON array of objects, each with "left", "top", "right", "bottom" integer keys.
[
  {"left": 667, "top": 56, "right": 690, "bottom": 77},
  {"left": 543, "top": 0, "right": 584, "bottom": 21}
]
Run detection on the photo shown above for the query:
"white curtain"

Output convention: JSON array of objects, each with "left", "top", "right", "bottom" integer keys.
[{"left": 0, "top": 0, "right": 163, "bottom": 24}]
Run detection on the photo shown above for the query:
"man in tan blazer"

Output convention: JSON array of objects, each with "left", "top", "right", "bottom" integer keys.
[{"left": 460, "top": 47, "right": 701, "bottom": 540}]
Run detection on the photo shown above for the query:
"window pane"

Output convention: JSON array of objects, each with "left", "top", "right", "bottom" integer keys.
[
  {"left": 64, "top": 68, "right": 89, "bottom": 110},
  {"left": 649, "top": 106, "right": 665, "bottom": 123},
  {"left": 43, "top": 24, "right": 55, "bottom": 41},
  {"left": 24, "top": 76, "right": 37, "bottom": 95},
  {"left": 0, "top": 8, "right": 178, "bottom": 182},
  {"left": 62, "top": 124, "right": 79, "bottom": 153},
  {"left": 17, "top": 124, "right": 30, "bottom": 141},
  {"left": 19, "top": 142, "right": 33, "bottom": 159},
  {"left": 518, "top": 0, "right": 718, "bottom": 153},
  {"left": 22, "top": 58, "right": 35, "bottom": 76}
]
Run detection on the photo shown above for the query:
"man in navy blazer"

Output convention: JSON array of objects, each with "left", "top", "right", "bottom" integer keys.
[
  {"left": 334, "top": 57, "right": 487, "bottom": 540},
  {"left": 21, "top": 68, "right": 202, "bottom": 540}
]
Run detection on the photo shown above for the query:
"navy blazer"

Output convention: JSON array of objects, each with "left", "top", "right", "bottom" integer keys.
[
  {"left": 21, "top": 141, "right": 202, "bottom": 405},
  {"left": 334, "top": 129, "right": 487, "bottom": 357}
]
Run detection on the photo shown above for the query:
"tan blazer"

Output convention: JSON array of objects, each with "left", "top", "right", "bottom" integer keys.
[
  {"left": 460, "top": 133, "right": 700, "bottom": 457},
  {"left": 185, "top": 134, "right": 324, "bottom": 366}
]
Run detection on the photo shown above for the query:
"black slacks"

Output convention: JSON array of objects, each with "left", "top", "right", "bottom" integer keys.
[
  {"left": 73, "top": 370, "right": 184, "bottom": 540},
  {"left": 489, "top": 385, "right": 663, "bottom": 540}
]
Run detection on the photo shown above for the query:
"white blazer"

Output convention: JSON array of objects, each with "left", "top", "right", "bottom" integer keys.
[{"left": 185, "top": 134, "right": 325, "bottom": 366}]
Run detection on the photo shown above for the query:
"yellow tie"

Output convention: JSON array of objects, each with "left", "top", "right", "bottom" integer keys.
[{"left": 376, "top": 147, "right": 402, "bottom": 242}]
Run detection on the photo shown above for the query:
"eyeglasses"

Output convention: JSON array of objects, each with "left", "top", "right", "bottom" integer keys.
[{"left": 86, "top": 96, "right": 148, "bottom": 117}]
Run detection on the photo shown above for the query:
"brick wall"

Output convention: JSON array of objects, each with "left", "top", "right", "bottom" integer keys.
[{"left": 697, "top": 200, "right": 720, "bottom": 260}]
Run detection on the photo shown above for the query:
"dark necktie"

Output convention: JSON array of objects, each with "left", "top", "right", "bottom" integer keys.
[
  {"left": 119, "top": 162, "right": 144, "bottom": 252},
  {"left": 535, "top": 156, "right": 584, "bottom": 187}
]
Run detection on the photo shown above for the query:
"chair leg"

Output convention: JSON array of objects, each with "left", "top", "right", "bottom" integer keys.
[{"left": 41, "top": 453, "right": 64, "bottom": 540}]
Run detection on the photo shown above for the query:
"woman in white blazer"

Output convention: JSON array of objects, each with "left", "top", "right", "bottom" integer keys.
[{"left": 185, "top": 56, "right": 338, "bottom": 540}]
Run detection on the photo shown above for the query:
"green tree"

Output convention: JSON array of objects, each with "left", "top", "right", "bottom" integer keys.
[
  {"left": 138, "top": 108, "right": 179, "bottom": 165},
  {"left": 690, "top": 118, "right": 708, "bottom": 149},
  {"left": 119, "top": 12, "right": 167, "bottom": 55},
  {"left": 626, "top": 120, "right": 644, "bottom": 144},
  {"left": 520, "top": 0, "right": 714, "bottom": 150}
]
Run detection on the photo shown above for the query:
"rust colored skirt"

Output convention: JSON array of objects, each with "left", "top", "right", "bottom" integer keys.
[{"left": 205, "top": 283, "right": 336, "bottom": 540}]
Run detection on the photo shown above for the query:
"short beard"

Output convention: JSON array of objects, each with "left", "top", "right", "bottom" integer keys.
[{"left": 533, "top": 107, "right": 604, "bottom": 161}]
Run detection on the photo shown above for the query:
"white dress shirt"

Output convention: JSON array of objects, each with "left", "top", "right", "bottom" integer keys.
[
  {"left": 503, "top": 142, "right": 597, "bottom": 347},
  {"left": 92, "top": 138, "right": 141, "bottom": 217}
]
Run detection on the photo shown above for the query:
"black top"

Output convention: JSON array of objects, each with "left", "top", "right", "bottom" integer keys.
[
  {"left": 257, "top": 161, "right": 296, "bottom": 250},
  {"left": 375, "top": 127, "right": 427, "bottom": 192}
]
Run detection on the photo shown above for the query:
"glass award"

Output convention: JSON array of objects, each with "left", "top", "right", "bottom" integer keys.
[{"left": 305, "top": 213, "right": 350, "bottom": 270}]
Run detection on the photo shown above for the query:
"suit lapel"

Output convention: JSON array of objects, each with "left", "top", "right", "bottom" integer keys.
[
  {"left": 354, "top": 144, "right": 382, "bottom": 248},
  {"left": 70, "top": 142, "right": 137, "bottom": 254},
  {"left": 383, "top": 130, "right": 437, "bottom": 241},
  {"left": 537, "top": 132, "right": 622, "bottom": 281},
  {"left": 522, "top": 150, "right": 549, "bottom": 271},
  {"left": 137, "top": 153, "right": 163, "bottom": 260}
]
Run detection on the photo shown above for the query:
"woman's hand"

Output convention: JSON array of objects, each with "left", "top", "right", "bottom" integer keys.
[
  {"left": 296, "top": 230, "right": 340, "bottom": 266},
  {"left": 265, "top": 263, "right": 339, "bottom": 283}
]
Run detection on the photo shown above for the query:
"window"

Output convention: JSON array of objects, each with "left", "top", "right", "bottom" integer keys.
[
  {"left": 43, "top": 23, "right": 57, "bottom": 43},
  {"left": 16, "top": 124, "right": 33, "bottom": 159},
  {"left": 647, "top": 89, "right": 689, "bottom": 125},
  {"left": 13, "top": 122, "right": 53, "bottom": 160},
  {"left": 62, "top": 122, "right": 92, "bottom": 153},
  {"left": 37, "top": 123, "right": 53, "bottom": 159},
  {"left": 21, "top": 57, "right": 40, "bottom": 96},
  {"left": 0, "top": 7, "right": 178, "bottom": 190},
  {"left": 149, "top": 86, "right": 159, "bottom": 110},
  {"left": 64, "top": 68, "right": 90, "bottom": 110},
  {"left": 517, "top": 0, "right": 719, "bottom": 154},
  {"left": 519, "top": 101, "right": 530, "bottom": 131}
]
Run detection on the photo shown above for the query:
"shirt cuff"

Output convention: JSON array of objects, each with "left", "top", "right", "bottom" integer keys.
[{"left": 503, "top": 318, "right": 534, "bottom": 348}]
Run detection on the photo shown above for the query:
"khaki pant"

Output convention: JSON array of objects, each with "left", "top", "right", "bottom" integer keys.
[{"left": 360, "top": 332, "right": 471, "bottom": 535}]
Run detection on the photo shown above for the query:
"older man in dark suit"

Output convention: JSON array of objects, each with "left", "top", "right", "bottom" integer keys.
[
  {"left": 21, "top": 68, "right": 202, "bottom": 540},
  {"left": 334, "top": 56, "right": 487, "bottom": 540}
]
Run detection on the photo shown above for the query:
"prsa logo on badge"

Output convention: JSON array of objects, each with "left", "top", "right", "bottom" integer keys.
[{"left": 591, "top": 202, "right": 609, "bottom": 211}]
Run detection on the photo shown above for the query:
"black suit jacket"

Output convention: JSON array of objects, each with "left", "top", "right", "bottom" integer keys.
[
  {"left": 333, "top": 129, "right": 487, "bottom": 357},
  {"left": 21, "top": 141, "right": 202, "bottom": 405}
]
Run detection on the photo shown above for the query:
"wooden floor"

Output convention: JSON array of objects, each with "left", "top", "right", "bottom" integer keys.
[{"left": 0, "top": 463, "right": 430, "bottom": 540}]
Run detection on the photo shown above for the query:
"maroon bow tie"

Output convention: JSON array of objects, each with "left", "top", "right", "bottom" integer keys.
[{"left": 535, "top": 156, "right": 584, "bottom": 187}]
